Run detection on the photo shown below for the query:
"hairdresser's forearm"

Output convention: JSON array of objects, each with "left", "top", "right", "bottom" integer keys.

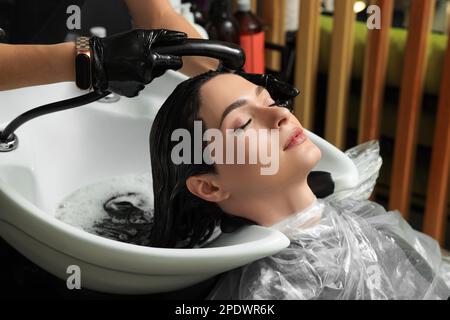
[
  {"left": 125, "top": 0, "right": 219, "bottom": 76},
  {"left": 0, "top": 42, "right": 75, "bottom": 91}
]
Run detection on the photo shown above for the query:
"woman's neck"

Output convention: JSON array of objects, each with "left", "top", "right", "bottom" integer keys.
[{"left": 224, "top": 180, "right": 317, "bottom": 227}]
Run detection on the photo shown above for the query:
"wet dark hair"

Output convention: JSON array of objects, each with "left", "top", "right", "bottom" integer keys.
[
  {"left": 150, "top": 70, "right": 228, "bottom": 248},
  {"left": 149, "top": 71, "right": 334, "bottom": 248}
]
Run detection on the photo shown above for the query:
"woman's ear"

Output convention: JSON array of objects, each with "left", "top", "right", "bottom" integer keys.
[{"left": 186, "top": 175, "right": 229, "bottom": 203}]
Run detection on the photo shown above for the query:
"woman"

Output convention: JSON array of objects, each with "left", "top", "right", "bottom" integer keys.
[{"left": 149, "top": 70, "right": 450, "bottom": 299}]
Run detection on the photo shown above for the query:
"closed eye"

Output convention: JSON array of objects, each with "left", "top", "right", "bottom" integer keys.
[
  {"left": 232, "top": 97, "right": 292, "bottom": 133},
  {"left": 234, "top": 119, "right": 252, "bottom": 133}
]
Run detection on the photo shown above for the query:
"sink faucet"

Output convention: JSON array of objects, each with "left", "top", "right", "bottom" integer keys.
[
  {"left": 156, "top": 39, "right": 245, "bottom": 72},
  {"left": 0, "top": 39, "right": 245, "bottom": 152}
]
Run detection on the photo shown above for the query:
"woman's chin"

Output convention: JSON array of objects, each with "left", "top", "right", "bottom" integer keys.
[{"left": 286, "top": 138, "right": 321, "bottom": 167}]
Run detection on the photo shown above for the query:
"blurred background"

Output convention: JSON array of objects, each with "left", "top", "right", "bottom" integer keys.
[{"left": 0, "top": 0, "right": 449, "bottom": 295}]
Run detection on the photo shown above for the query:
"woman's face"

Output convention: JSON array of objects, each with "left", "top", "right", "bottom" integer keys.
[{"left": 197, "top": 74, "right": 321, "bottom": 200}]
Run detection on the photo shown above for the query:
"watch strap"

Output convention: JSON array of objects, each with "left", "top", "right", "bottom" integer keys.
[{"left": 75, "top": 36, "right": 92, "bottom": 90}]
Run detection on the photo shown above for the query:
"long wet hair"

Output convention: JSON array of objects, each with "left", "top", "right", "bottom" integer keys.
[
  {"left": 149, "top": 71, "right": 334, "bottom": 248},
  {"left": 150, "top": 71, "right": 229, "bottom": 248}
]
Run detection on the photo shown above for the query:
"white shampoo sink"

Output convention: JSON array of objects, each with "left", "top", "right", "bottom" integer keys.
[{"left": 0, "top": 71, "right": 357, "bottom": 294}]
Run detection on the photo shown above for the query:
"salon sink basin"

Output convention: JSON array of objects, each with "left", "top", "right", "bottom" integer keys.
[
  {"left": 0, "top": 71, "right": 291, "bottom": 294},
  {"left": 0, "top": 70, "right": 358, "bottom": 294}
]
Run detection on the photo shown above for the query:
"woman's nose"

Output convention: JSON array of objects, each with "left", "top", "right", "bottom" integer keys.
[{"left": 261, "top": 105, "right": 291, "bottom": 129}]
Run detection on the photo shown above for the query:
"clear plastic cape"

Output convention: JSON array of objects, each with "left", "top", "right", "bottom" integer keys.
[{"left": 207, "top": 141, "right": 450, "bottom": 300}]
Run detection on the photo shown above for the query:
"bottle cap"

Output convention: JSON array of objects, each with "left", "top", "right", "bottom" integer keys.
[
  {"left": 181, "top": 3, "right": 195, "bottom": 23},
  {"left": 237, "top": 0, "right": 251, "bottom": 11},
  {"left": 169, "top": 0, "right": 181, "bottom": 13},
  {"left": 90, "top": 26, "right": 107, "bottom": 38}
]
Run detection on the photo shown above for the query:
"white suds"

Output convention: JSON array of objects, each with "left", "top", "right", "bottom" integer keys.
[{"left": 55, "top": 173, "right": 153, "bottom": 234}]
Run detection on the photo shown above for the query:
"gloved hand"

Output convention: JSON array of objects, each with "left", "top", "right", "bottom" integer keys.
[
  {"left": 90, "top": 29, "right": 187, "bottom": 97},
  {"left": 235, "top": 72, "right": 300, "bottom": 111}
]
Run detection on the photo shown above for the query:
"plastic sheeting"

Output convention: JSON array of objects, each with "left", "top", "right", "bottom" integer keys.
[{"left": 207, "top": 141, "right": 450, "bottom": 300}]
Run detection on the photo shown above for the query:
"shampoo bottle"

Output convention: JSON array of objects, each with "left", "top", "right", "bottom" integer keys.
[{"left": 234, "top": 0, "right": 265, "bottom": 73}]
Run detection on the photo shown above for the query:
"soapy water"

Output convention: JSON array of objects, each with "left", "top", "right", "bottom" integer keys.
[{"left": 55, "top": 173, "right": 154, "bottom": 246}]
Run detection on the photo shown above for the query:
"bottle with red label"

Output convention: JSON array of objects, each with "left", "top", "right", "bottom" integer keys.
[{"left": 234, "top": 0, "right": 265, "bottom": 73}]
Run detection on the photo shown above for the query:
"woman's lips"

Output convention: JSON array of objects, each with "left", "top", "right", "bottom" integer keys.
[{"left": 283, "top": 128, "right": 307, "bottom": 151}]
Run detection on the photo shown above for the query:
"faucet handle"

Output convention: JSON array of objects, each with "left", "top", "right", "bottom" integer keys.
[{"left": 156, "top": 39, "right": 245, "bottom": 71}]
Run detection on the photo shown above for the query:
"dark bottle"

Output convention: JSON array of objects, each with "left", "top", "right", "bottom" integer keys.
[
  {"left": 182, "top": 0, "right": 207, "bottom": 27},
  {"left": 205, "top": 0, "right": 240, "bottom": 44},
  {"left": 234, "top": 0, "right": 265, "bottom": 73}
]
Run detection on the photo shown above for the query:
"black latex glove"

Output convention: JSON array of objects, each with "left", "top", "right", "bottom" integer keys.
[
  {"left": 235, "top": 71, "right": 300, "bottom": 111},
  {"left": 90, "top": 29, "right": 187, "bottom": 97}
]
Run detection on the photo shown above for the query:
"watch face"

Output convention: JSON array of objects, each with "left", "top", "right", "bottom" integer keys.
[{"left": 75, "top": 53, "right": 91, "bottom": 90}]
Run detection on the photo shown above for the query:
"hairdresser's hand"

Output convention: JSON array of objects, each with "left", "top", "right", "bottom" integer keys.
[
  {"left": 90, "top": 29, "right": 187, "bottom": 97},
  {"left": 236, "top": 72, "right": 299, "bottom": 110}
]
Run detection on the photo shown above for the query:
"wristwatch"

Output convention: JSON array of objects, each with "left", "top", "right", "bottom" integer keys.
[{"left": 75, "top": 36, "right": 92, "bottom": 90}]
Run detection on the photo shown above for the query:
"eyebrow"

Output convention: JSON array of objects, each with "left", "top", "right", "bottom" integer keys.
[{"left": 219, "top": 86, "right": 266, "bottom": 127}]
